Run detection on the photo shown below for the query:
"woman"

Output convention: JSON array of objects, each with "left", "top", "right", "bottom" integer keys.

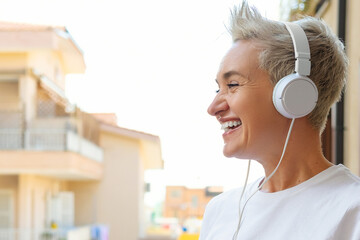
[{"left": 200, "top": 2, "right": 360, "bottom": 240}]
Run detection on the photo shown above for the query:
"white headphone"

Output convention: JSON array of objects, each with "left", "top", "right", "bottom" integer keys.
[{"left": 272, "top": 22, "right": 318, "bottom": 119}]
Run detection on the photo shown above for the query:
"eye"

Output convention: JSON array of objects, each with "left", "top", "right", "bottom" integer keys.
[
  {"left": 227, "top": 83, "right": 240, "bottom": 88},
  {"left": 215, "top": 83, "right": 240, "bottom": 93}
]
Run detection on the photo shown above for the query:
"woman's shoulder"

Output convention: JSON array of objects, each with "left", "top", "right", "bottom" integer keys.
[
  {"left": 329, "top": 164, "right": 360, "bottom": 190},
  {"left": 208, "top": 187, "right": 241, "bottom": 206},
  {"left": 335, "top": 165, "right": 360, "bottom": 200},
  {"left": 205, "top": 178, "right": 261, "bottom": 212},
  {"left": 338, "top": 164, "right": 360, "bottom": 182},
  {"left": 201, "top": 186, "right": 243, "bottom": 232}
]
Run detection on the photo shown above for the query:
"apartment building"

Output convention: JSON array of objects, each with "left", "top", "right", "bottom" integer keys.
[{"left": 0, "top": 21, "right": 162, "bottom": 240}]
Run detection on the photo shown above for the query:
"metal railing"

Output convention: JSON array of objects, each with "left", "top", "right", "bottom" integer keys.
[
  {"left": 0, "top": 228, "right": 66, "bottom": 240},
  {"left": 0, "top": 129, "right": 23, "bottom": 149},
  {"left": 0, "top": 128, "right": 103, "bottom": 162},
  {"left": 0, "top": 225, "right": 105, "bottom": 240},
  {"left": 0, "top": 110, "right": 103, "bottom": 162},
  {"left": 25, "top": 129, "right": 67, "bottom": 151}
]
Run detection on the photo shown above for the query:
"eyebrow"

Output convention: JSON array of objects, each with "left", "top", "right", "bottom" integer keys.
[
  {"left": 223, "top": 70, "right": 248, "bottom": 80},
  {"left": 215, "top": 70, "right": 248, "bottom": 84}
]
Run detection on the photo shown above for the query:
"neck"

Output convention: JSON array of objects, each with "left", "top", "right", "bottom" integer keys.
[{"left": 258, "top": 119, "right": 333, "bottom": 193}]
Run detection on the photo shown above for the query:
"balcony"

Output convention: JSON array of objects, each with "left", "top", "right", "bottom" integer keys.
[
  {"left": 0, "top": 128, "right": 103, "bottom": 161},
  {"left": 0, "top": 115, "right": 104, "bottom": 180},
  {"left": 0, "top": 225, "right": 107, "bottom": 240}
]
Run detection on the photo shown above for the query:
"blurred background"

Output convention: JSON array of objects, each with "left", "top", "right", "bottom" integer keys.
[{"left": 0, "top": 0, "right": 358, "bottom": 239}]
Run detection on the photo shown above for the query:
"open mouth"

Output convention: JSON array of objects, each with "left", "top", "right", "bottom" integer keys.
[{"left": 221, "top": 120, "right": 242, "bottom": 133}]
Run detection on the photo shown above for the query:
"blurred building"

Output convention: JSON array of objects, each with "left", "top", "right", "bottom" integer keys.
[
  {"left": 281, "top": 0, "right": 359, "bottom": 175},
  {"left": 163, "top": 186, "right": 222, "bottom": 223},
  {"left": 318, "top": 0, "right": 360, "bottom": 176},
  {"left": 0, "top": 21, "right": 163, "bottom": 240}
]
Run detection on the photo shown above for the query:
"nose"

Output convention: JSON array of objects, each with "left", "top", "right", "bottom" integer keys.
[{"left": 207, "top": 93, "right": 229, "bottom": 117}]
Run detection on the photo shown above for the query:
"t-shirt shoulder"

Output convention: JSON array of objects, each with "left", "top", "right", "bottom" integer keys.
[
  {"left": 203, "top": 186, "right": 239, "bottom": 217},
  {"left": 336, "top": 164, "right": 360, "bottom": 200},
  {"left": 209, "top": 186, "right": 241, "bottom": 205},
  {"left": 200, "top": 180, "right": 261, "bottom": 239},
  {"left": 340, "top": 164, "right": 360, "bottom": 183},
  {"left": 205, "top": 179, "right": 260, "bottom": 212},
  {"left": 200, "top": 186, "right": 242, "bottom": 238}
]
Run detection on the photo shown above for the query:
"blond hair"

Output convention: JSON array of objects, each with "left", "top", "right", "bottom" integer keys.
[{"left": 229, "top": 1, "right": 348, "bottom": 131}]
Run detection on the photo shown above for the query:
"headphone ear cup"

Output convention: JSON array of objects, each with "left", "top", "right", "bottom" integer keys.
[{"left": 273, "top": 74, "right": 318, "bottom": 119}]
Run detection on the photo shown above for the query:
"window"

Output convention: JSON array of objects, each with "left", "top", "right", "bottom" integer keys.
[
  {"left": 46, "top": 192, "right": 74, "bottom": 228},
  {"left": 191, "top": 196, "right": 198, "bottom": 208},
  {"left": 0, "top": 190, "right": 14, "bottom": 228},
  {"left": 171, "top": 189, "right": 182, "bottom": 199}
]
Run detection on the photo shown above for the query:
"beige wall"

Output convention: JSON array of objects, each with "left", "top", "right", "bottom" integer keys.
[
  {"left": 67, "top": 181, "right": 99, "bottom": 225},
  {"left": 0, "top": 53, "right": 26, "bottom": 71},
  {"left": 0, "top": 82, "right": 18, "bottom": 97},
  {"left": 27, "top": 51, "right": 66, "bottom": 90},
  {"left": 17, "top": 174, "right": 68, "bottom": 230},
  {"left": 344, "top": 0, "right": 360, "bottom": 174},
  {"left": 19, "top": 74, "right": 37, "bottom": 121},
  {"left": 321, "top": 0, "right": 360, "bottom": 174},
  {"left": 0, "top": 151, "right": 103, "bottom": 180},
  {"left": 69, "top": 131, "right": 143, "bottom": 240},
  {"left": 320, "top": 1, "right": 338, "bottom": 33},
  {"left": 0, "top": 176, "right": 18, "bottom": 227},
  {"left": 0, "top": 81, "right": 20, "bottom": 110},
  {"left": 0, "top": 53, "right": 27, "bottom": 111}
]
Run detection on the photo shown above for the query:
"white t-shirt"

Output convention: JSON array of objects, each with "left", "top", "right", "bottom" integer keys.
[{"left": 200, "top": 164, "right": 360, "bottom": 240}]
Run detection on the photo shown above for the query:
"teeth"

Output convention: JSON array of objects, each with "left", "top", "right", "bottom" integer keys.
[{"left": 220, "top": 120, "right": 242, "bottom": 131}]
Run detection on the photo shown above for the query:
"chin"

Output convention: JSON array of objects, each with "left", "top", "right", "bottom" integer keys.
[
  {"left": 223, "top": 150, "right": 233, "bottom": 158},
  {"left": 223, "top": 147, "right": 244, "bottom": 159},
  {"left": 223, "top": 145, "right": 253, "bottom": 159}
]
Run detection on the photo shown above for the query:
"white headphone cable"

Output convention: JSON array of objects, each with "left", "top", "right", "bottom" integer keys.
[
  {"left": 232, "top": 159, "right": 251, "bottom": 240},
  {"left": 232, "top": 118, "right": 296, "bottom": 239}
]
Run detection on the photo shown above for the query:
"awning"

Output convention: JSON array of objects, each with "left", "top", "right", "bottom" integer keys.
[{"left": 31, "top": 68, "right": 75, "bottom": 112}]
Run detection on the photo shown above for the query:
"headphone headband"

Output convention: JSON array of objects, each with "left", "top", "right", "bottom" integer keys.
[
  {"left": 272, "top": 22, "right": 318, "bottom": 119},
  {"left": 284, "top": 22, "right": 311, "bottom": 76}
]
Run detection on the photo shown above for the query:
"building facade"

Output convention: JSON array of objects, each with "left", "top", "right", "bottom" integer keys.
[
  {"left": 164, "top": 186, "right": 222, "bottom": 224},
  {"left": 281, "top": 0, "right": 359, "bottom": 175},
  {"left": 0, "top": 21, "right": 163, "bottom": 240},
  {"left": 320, "top": 0, "right": 360, "bottom": 175}
]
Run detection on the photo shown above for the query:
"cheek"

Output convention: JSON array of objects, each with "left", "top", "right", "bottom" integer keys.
[
  {"left": 240, "top": 92, "right": 280, "bottom": 137},
  {"left": 227, "top": 92, "right": 249, "bottom": 111},
  {"left": 229, "top": 90, "right": 275, "bottom": 116}
]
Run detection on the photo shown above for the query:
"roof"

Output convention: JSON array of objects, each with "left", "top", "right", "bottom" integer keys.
[
  {"left": 0, "top": 20, "right": 85, "bottom": 73},
  {"left": 92, "top": 113, "right": 163, "bottom": 170},
  {"left": 92, "top": 113, "right": 160, "bottom": 142},
  {"left": 92, "top": 113, "right": 118, "bottom": 126},
  {"left": 0, "top": 21, "right": 66, "bottom": 32}
]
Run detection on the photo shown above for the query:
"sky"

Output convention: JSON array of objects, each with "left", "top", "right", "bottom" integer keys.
[{"left": 0, "top": 0, "right": 281, "bottom": 203}]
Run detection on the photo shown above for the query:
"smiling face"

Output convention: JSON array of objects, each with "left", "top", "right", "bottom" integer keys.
[{"left": 208, "top": 40, "right": 289, "bottom": 161}]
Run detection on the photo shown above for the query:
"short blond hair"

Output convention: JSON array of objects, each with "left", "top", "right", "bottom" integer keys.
[{"left": 229, "top": 1, "right": 348, "bottom": 131}]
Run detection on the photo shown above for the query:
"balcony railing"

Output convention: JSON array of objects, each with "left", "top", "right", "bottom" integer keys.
[
  {"left": 0, "top": 228, "right": 66, "bottom": 240},
  {"left": 0, "top": 226, "right": 99, "bottom": 240},
  {"left": 0, "top": 128, "right": 23, "bottom": 149},
  {"left": 0, "top": 128, "right": 103, "bottom": 162}
]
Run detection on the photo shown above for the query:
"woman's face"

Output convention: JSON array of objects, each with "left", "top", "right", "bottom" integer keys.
[{"left": 208, "top": 40, "right": 288, "bottom": 161}]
